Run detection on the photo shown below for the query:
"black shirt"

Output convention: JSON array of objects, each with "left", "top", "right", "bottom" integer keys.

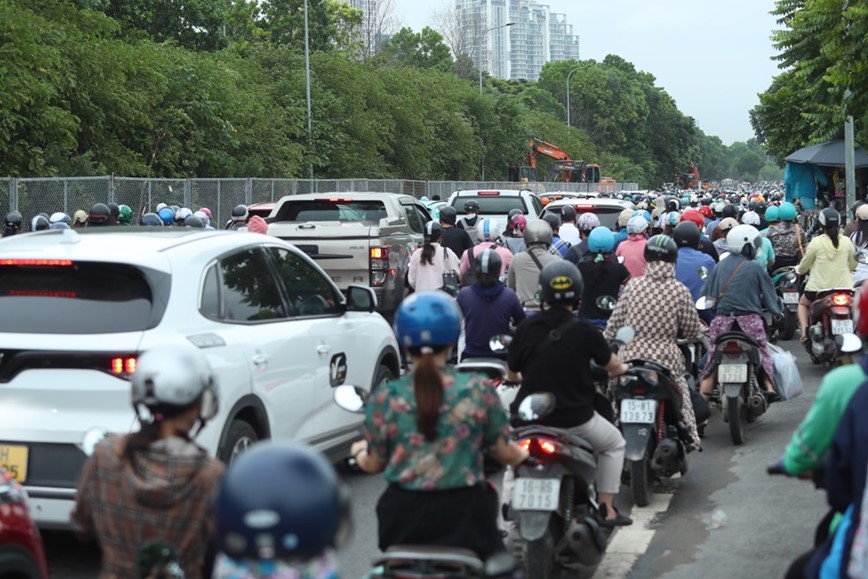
[
  {"left": 578, "top": 260, "right": 630, "bottom": 319},
  {"left": 508, "top": 307, "right": 612, "bottom": 427},
  {"left": 441, "top": 226, "right": 475, "bottom": 259},
  {"left": 699, "top": 237, "right": 719, "bottom": 262}
]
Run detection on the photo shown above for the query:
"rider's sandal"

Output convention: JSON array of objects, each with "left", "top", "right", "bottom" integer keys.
[{"left": 597, "top": 504, "right": 633, "bottom": 528}]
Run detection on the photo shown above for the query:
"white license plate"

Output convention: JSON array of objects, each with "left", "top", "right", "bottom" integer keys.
[
  {"left": 512, "top": 478, "right": 561, "bottom": 512},
  {"left": 620, "top": 399, "right": 658, "bottom": 424},
  {"left": 783, "top": 292, "right": 799, "bottom": 304},
  {"left": 832, "top": 319, "right": 854, "bottom": 335},
  {"left": 718, "top": 363, "right": 748, "bottom": 383}
]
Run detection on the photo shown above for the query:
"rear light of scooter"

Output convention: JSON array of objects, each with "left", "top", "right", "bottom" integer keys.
[
  {"left": 725, "top": 340, "right": 743, "bottom": 354},
  {"left": 539, "top": 440, "right": 558, "bottom": 455},
  {"left": 518, "top": 437, "right": 560, "bottom": 456},
  {"left": 833, "top": 293, "right": 851, "bottom": 306}
]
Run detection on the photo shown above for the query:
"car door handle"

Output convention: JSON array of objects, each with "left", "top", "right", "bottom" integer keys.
[
  {"left": 316, "top": 344, "right": 332, "bottom": 356},
  {"left": 252, "top": 353, "right": 269, "bottom": 368}
]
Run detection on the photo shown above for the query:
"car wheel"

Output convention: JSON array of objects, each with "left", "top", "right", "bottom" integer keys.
[
  {"left": 218, "top": 420, "right": 258, "bottom": 464},
  {"left": 372, "top": 363, "right": 396, "bottom": 392},
  {"left": 0, "top": 547, "right": 42, "bottom": 579}
]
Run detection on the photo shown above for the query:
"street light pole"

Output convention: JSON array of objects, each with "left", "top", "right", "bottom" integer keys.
[
  {"left": 566, "top": 64, "right": 591, "bottom": 130},
  {"left": 303, "top": 0, "right": 314, "bottom": 180},
  {"left": 478, "top": 22, "right": 515, "bottom": 95}
]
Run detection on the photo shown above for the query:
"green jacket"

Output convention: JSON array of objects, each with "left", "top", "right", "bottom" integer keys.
[{"left": 784, "top": 363, "right": 865, "bottom": 475}]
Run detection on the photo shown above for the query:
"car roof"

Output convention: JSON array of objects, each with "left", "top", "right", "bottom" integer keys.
[
  {"left": 542, "top": 198, "right": 631, "bottom": 209},
  {"left": 451, "top": 189, "right": 535, "bottom": 197},
  {"left": 274, "top": 192, "right": 418, "bottom": 203}
]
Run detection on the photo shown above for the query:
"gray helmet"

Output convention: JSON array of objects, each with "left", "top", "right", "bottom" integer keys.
[
  {"left": 818, "top": 207, "right": 840, "bottom": 228},
  {"left": 539, "top": 261, "right": 583, "bottom": 306},
  {"left": 542, "top": 213, "right": 561, "bottom": 231},
  {"left": 523, "top": 220, "right": 552, "bottom": 247},
  {"left": 439, "top": 205, "right": 457, "bottom": 225},
  {"left": 473, "top": 248, "right": 502, "bottom": 276}
]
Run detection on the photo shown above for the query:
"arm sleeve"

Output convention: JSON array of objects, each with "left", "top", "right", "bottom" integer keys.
[
  {"left": 363, "top": 387, "right": 391, "bottom": 463},
  {"left": 509, "top": 290, "right": 528, "bottom": 325},
  {"left": 507, "top": 258, "right": 517, "bottom": 289},
  {"left": 587, "top": 326, "right": 613, "bottom": 366},
  {"left": 825, "top": 405, "right": 856, "bottom": 512},
  {"left": 677, "top": 285, "right": 705, "bottom": 341},
  {"left": 407, "top": 251, "right": 419, "bottom": 289},
  {"left": 795, "top": 240, "right": 817, "bottom": 275},
  {"left": 758, "top": 268, "right": 783, "bottom": 315},
  {"left": 784, "top": 376, "right": 852, "bottom": 474}
]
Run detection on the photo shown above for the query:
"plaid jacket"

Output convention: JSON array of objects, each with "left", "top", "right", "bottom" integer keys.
[{"left": 72, "top": 434, "right": 224, "bottom": 579}]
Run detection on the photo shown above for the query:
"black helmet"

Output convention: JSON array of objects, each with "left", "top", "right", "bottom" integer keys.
[
  {"left": 464, "top": 200, "right": 480, "bottom": 213},
  {"left": 31, "top": 215, "right": 50, "bottom": 231},
  {"left": 473, "top": 248, "right": 502, "bottom": 276},
  {"left": 423, "top": 220, "right": 442, "bottom": 241},
  {"left": 87, "top": 203, "right": 112, "bottom": 226},
  {"left": 439, "top": 205, "right": 457, "bottom": 225},
  {"left": 107, "top": 202, "right": 120, "bottom": 220},
  {"left": 722, "top": 204, "right": 738, "bottom": 219},
  {"left": 184, "top": 215, "right": 204, "bottom": 228},
  {"left": 507, "top": 208, "right": 524, "bottom": 221},
  {"left": 539, "top": 261, "right": 583, "bottom": 306},
  {"left": 4, "top": 211, "right": 22, "bottom": 235},
  {"left": 560, "top": 205, "right": 576, "bottom": 221},
  {"left": 542, "top": 213, "right": 561, "bottom": 231},
  {"left": 818, "top": 207, "right": 840, "bottom": 228},
  {"left": 231, "top": 204, "right": 248, "bottom": 222},
  {"left": 140, "top": 212, "right": 163, "bottom": 226},
  {"left": 644, "top": 234, "right": 678, "bottom": 263},
  {"left": 755, "top": 201, "right": 768, "bottom": 215},
  {"left": 673, "top": 221, "right": 701, "bottom": 249}
]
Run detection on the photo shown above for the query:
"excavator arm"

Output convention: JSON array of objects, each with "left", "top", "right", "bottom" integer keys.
[{"left": 528, "top": 138, "right": 573, "bottom": 168}]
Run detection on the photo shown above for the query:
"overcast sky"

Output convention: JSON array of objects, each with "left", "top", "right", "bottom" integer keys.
[{"left": 391, "top": 0, "right": 783, "bottom": 145}]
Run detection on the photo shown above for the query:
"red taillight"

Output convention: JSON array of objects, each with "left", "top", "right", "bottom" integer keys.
[
  {"left": 0, "top": 259, "right": 73, "bottom": 266},
  {"left": 7, "top": 289, "right": 77, "bottom": 298},
  {"left": 325, "top": 198, "right": 353, "bottom": 202},
  {"left": 110, "top": 357, "right": 137, "bottom": 377},
  {"left": 539, "top": 440, "right": 558, "bottom": 455},
  {"left": 370, "top": 247, "right": 386, "bottom": 260},
  {"left": 631, "top": 387, "right": 647, "bottom": 396},
  {"left": 725, "top": 340, "right": 742, "bottom": 354},
  {"left": 369, "top": 246, "right": 390, "bottom": 287},
  {"left": 833, "top": 294, "right": 851, "bottom": 306},
  {"left": 477, "top": 191, "right": 500, "bottom": 196},
  {"left": 518, "top": 438, "right": 532, "bottom": 451},
  {"left": 519, "top": 437, "right": 559, "bottom": 455}
]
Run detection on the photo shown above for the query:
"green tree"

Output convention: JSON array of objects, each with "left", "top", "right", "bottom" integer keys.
[
  {"left": 95, "top": 0, "right": 232, "bottom": 50},
  {"left": 380, "top": 27, "right": 452, "bottom": 71}
]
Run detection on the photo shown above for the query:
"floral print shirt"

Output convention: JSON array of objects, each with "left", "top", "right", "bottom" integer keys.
[
  {"left": 211, "top": 551, "right": 339, "bottom": 579},
  {"left": 363, "top": 371, "right": 510, "bottom": 490}
]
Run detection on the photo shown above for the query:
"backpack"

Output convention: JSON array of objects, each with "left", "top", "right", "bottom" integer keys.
[
  {"left": 768, "top": 223, "right": 802, "bottom": 259},
  {"left": 458, "top": 216, "right": 480, "bottom": 246}
]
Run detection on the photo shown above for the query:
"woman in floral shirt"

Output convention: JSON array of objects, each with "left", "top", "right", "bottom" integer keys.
[{"left": 351, "top": 291, "right": 529, "bottom": 558}]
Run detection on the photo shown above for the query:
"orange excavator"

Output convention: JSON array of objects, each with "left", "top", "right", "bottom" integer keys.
[
  {"left": 676, "top": 161, "right": 701, "bottom": 189},
  {"left": 509, "top": 138, "right": 603, "bottom": 184}
]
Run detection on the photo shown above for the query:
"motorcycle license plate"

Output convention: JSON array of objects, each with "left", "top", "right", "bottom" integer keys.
[
  {"left": 718, "top": 364, "right": 747, "bottom": 383},
  {"left": 832, "top": 319, "right": 854, "bottom": 335},
  {"left": 512, "top": 478, "right": 561, "bottom": 512},
  {"left": 783, "top": 292, "right": 799, "bottom": 304},
  {"left": 619, "top": 399, "right": 657, "bottom": 424}
]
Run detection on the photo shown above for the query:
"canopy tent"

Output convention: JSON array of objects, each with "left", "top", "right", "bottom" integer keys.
[
  {"left": 784, "top": 139, "right": 868, "bottom": 210},
  {"left": 785, "top": 139, "right": 868, "bottom": 168}
]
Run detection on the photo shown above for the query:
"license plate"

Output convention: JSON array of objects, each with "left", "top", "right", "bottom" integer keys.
[
  {"left": 620, "top": 399, "right": 658, "bottom": 424},
  {"left": 512, "top": 478, "right": 561, "bottom": 512},
  {"left": 718, "top": 364, "right": 748, "bottom": 383},
  {"left": 832, "top": 319, "right": 854, "bottom": 335},
  {"left": 783, "top": 292, "right": 799, "bottom": 304},
  {"left": 0, "top": 445, "right": 28, "bottom": 483}
]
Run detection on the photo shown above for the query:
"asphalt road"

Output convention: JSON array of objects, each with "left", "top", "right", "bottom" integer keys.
[{"left": 46, "top": 340, "right": 832, "bottom": 578}]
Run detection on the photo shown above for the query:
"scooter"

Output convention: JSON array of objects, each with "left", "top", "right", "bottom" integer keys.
[
  {"left": 805, "top": 288, "right": 856, "bottom": 367},
  {"left": 770, "top": 266, "right": 800, "bottom": 340},
  {"left": 456, "top": 349, "right": 518, "bottom": 411}
]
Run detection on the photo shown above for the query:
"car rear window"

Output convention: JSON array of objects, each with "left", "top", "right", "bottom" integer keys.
[
  {"left": 544, "top": 205, "right": 625, "bottom": 231},
  {"left": 0, "top": 261, "right": 165, "bottom": 334},
  {"left": 273, "top": 200, "right": 387, "bottom": 223},
  {"left": 452, "top": 196, "right": 527, "bottom": 215}
]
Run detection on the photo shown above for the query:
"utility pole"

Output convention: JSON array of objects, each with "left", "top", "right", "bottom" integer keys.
[{"left": 304, "top": 0, "right": 314, "bottom": 180}]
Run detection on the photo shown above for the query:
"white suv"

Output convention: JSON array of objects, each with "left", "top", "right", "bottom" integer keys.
[
  {"left": 0, "top": 228, "right": 400, "bottom": 528},
  {"left": 448, "top": 189, "right": 544, "bottom": 231}
]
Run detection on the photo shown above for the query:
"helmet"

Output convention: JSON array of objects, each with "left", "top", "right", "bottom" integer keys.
[
  {"left": 49, "top": 222, "right": 70, "bottom": 230},
  {"left": 523, "top": 220, "right": 552, "bottom": 247},
  {"left": 463, "top": 200, "right": 480, "bottom": 213},
  {"left": 170, "top": 205, "right": 181, "bottom": 215},
  {"left": 588, "top": 226, "right": 615, "bottom": 253},
  {"left": 699, "top": 206, "right": 713, "bottom": 219},
  {"left": 158, "top": 207, "right": 175, "bottom": 225},
  {"left": 394, "top": 291, "right": 462, "bottom": 349},
  {"left": 857, "top": 205, "right": 868, "bottom": 221},
  {"left": 627, "top": 215, "right": 649, "bottom": 234},
  {"left": 644, "top": 234, "right": 678, "bottom": 263},
  {"left": 666, "top": 198, "right": 681, "bottom": 212},
  {"left": 637, "top": 210, "right": 652, "bottom": 224},
  {"left": 577, "top": 212, "right": 600, "bottom": 232},
  {"left": 49, "top": 212, "right": 71, "bottom": 225},
  {"left": 680, "top": 209, "right": 704, "bottom": 228},
  {"left": 722, "top": 204, "right": 738, "bottom": 219},
  {"left": 193, "top": 210, "right": 209, "bottom": 222},
  {"left": 140, "top": 212, "right": 163, "bottom": 226},
  {"left": 539, "top": 261, "right": 583, "bottom": 305},
  {"left": 87, "top": 203, "right": 112, "bottom": 226},
  {"left": 778, "top": 202, "right": 797, "bottom": 222},
  {"left": 664, "top": 211, "right": 680, "bottom": 228},
  {"left": 560, "top": 205, "right": 576, "bottom": 222},
  {"left": 673, "top": 221, "right": 701, "bottom": 248},
  {"left": 131, "top": 343, "right": 218, "bottom": 425},
  {"left": 175, "top": 207, "right": 193, "bottom": 223},
  {"left": 818, "top": 207, "right": 840, "bottom": 228},
  {"left": 214, "top": 441, "right": 348, "bottom": 561},
  {"left": 718, "top": 217, "right": 739, "bottom": 233},
  {"left": 72, "top": 210, "right": 88, "bottom": 226},
  {"left": 756, "top": 201, "right": 768, "bottom": 214},
  {"left": 509, "top": 214, "right": 527, "bottom": 232},
  {"left": 473, "top": 248, "right": 503, "bottom": 276},
  {"left": 118, "top": 204, "right": 132, "bottom": 224},
  {"left": 423, "top": 220, "right": 442, "bottom": 242},
  {"left": 617, "top": 209, "right": 634, "bottom": 228},
  {"left": 713, "top": 202, "right": 725, "bottom": 217},
  {"left": 198, "top": 207, "right": 212, "bottom": 219},
  {"left": 438, "top": 206, "right": 457, "bottom": 225},
  {"left": 508, "top": 208, "right": 524, "bottom": 221},
  {"left": 107, "top": 202, "right": 120, "bottom": 221},
  {"left": 741, "top": 211, "right": 761, "bottom": 227},
  {"left": 155, "top": 202, "right": 168, "bottom": 212},
  {"left": 765, "top": 206, "right": 781, "bottom": 223},
  {"left": 31, "top": 215, "right": 50, "bottom": 231},
  {"left": 542, "top": 213, "right": 561, "bottom": 231},
  {"left": 476, "top": 218, "right": 502, "bottom": 242},
  {"left": 727, "top": 224, "right": 762, "bottom": 259},
  {"left": 231, "top": 204, "right": 248, "bottom": 222},
  {"left": 184, "top": 215, "right": 204, "bottom": 228}
]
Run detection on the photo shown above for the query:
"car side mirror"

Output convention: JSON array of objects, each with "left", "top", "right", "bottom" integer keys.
[
  {"left": 346, "top": 285, "right": 377, "bottom": 313},
  {"left": 333, "top": 385, "right": 370, "bottom": 413}
]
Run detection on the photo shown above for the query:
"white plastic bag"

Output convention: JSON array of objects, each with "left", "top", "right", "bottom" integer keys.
[{"left": 770, "top": 343, "right": 803, "bottom": 400}]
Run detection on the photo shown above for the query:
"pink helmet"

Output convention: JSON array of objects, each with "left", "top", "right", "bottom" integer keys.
[
  {"left": 509, "top": 214, "right": 527, "bottom": 232},
  {"left": 198, "top": 207, "right": 212, "bottom": 219}
]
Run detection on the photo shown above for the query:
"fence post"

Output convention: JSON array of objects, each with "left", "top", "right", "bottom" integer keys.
[
  {"left": 63, "top": 179, "right": 69, "bottom": 214},
  {"left": 184, "top": 179, "right": 192, "bottom": 208},
  {"left": 217, "top": 181, "right": 222, "bottom": 226},
  {"left": 109, "top": 175, "right": 115, "bottom": 203},
  {"left": 148, "top": 181, "right": 152, "bottom": 211},
  {"left": 245, "top": 178, "right": 253, "bottom": 205},
  {"left": 10, "top": 178, "right": 18, "bottom": 212}
]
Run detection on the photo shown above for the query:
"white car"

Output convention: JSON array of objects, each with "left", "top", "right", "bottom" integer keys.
[
  {"left": 0, "top": 228, "right": 400, "bottom": 528},
  {"left": 448, "top": 189, "right": 544, "bottom": 231}
]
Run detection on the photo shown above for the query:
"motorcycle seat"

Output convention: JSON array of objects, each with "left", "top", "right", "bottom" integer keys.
[
  {"left": 715, "top": 331, "right": 760, "bottom": 348},
  {"left": 455, "top": 360, "right": 507, "bottom": 380},
  {"left": 377, "top": 545, "right": 484, "bottom": 570},
  {"left": 624, "top": 359, "right": 673, "bottom": 378}
]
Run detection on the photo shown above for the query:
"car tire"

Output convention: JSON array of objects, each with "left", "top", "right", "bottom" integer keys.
[
  {"left": 372, "top": 363, "right": 396, "bottom": 392},
  {"left": 218, "top": 420, "right": 258, "bottom": 464},
  {"left": 0, "top": 547, "right": 42, "bottom": 579}
]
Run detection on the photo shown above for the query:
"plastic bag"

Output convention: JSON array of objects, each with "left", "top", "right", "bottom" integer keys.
[{"left": 770, "top": 343, "right": 803, "bottom": 400}]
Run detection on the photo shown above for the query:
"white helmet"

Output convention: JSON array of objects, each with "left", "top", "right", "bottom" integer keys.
[
  {"left": 741, "top": 211, "right": 760, "bottom": 226},
  {"left": 726, "top": 224, "right": 762, "bottom": 260},
  {"left": 175, "top": 207, "right": 193, "bottom": 222},
  {"left": 49, "top": 212, "right": 71, "bottom": 224},
  {"left": 476, "top": 218, "right": 502, "bottom": 243},
  {"left": 131, "top": 343, "right": 219, "bottom": 428},
  {"left": 156, "top": 202, "right": 168, "bottom": 212}
]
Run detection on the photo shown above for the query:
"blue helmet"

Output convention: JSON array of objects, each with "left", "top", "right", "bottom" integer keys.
[
  {"left": 394, "top": 291, "right": 461, "bottom": 349},
  {"left": 214, "top": 442, "right": 348, "bottom": 561},
  {"left": 158, "top": 207, "right": 175, "bottom": 225},
  {"left": 637, "top": 210, "right": 652, "bottom": 224},
  {"left": 587, "top": 226, "right": 615, "bottom": 253}
]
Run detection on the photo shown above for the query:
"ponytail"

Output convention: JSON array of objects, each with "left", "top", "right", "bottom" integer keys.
[
  {"left": 408, "top": 346, "right": 446, "bottom": 441},
  {"left": 826, "top": 226, "right": 840, "bottom": 248},
  {"left": 421, "top": 241, "right": 435, "bottom": 266}
]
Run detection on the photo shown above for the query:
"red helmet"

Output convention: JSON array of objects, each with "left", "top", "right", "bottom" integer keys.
[
  {"left": 509, "top": 214, "right": 527, "bottom": 232},
  {"left": 680, "top": 209, "right": 705, "bottom": 229},
  {"left": 698, "top": 205, "right": 713, "bottom": 219},
  {"left": 858, "top": 284, "right": 868, "bottom": 337}
]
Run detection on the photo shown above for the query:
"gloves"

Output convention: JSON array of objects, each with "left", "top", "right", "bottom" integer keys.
[{"left": 766, "top": 457, "right": 789, "bottom": 476}]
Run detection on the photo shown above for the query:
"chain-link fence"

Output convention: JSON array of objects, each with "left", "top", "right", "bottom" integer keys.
[{"left": 425, "top": 181, "right": 641, "bottom": 200}]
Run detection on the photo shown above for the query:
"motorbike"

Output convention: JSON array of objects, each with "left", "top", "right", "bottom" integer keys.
[
  {"left": 332, "top": 385, "right": 520, "bottom": 579},
  {"left": 769, "top": 266, "right": 800, "bottom": 341},
  {"left": 696, "top": 296, "right": 770, "bottom": 445},
  {"left": 805, "top": 288, "right": 856, "bottom": 366},
  {"left": 457, "top": 350, "right": 519, "bottom": 411}
]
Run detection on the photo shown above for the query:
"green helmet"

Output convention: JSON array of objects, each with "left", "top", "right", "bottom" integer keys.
[
  {"left": 778, "top": 202, "right": 797, "bottom": 222},
  {"left": 118, "top": 204, "right": 132, "bottom": 224},
  {"left": 765, "top": 205, "right": 780, "bottom": 223}
]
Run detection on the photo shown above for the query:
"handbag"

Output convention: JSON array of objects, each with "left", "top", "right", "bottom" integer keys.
[{"left": 441, "top": 247, "right": 460, "bottom": 296}]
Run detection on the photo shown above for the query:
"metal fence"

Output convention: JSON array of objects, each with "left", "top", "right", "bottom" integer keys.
[{"left": 0, "top": 177, "right": 639, "bottom": 227}]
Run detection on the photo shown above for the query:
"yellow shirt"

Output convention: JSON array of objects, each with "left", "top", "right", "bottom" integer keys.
[{"left": 796, "top": 234, "right": 857, "bottom": 291}]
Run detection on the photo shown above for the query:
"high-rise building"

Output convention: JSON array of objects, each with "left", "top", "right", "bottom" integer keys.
[
  {"left": 456, "top": 0, "right": 580, "bottom": 82},
  {"left": 344, "top": 0, "right": 387, "bottom": 54}
]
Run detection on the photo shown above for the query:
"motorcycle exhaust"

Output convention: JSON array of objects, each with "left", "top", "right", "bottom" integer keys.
[
  {"left": 566, "top": 517, "right": 606, "bottom": 565},
  {"left": 748, "top": 394, "right": 767, "bottom": 416},
  {"left": 651, "top": 438, "right": 682, "bottom": 477}
]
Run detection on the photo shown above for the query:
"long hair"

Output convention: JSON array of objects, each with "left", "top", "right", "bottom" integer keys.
[
  {"left": 421, "top": 232, "right": 441, "bottom": 266},
  {"left": 825, "top": 225, "right": 840, "bottom": 249},
  {"left": 854, "top": 221, "right": 868, "bottom": 249},
  {"left": 408, "top": 346, "right": 447, "bottom": 441}
]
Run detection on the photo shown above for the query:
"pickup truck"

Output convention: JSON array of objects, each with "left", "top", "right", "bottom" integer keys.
[{"left": 266, "top": 192, "right": 433, "bottom": 317}]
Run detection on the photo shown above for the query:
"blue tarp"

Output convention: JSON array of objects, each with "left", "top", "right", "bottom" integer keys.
[{"left": 784, "top": 161, "right": 828, "bottom": 209}]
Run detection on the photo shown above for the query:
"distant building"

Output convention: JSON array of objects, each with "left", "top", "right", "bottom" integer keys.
[
  {"left": 456, "top": 0, "right": 581, "bottom": 81},
  {"left": 344, "top": 0, "right": 388, "bottom": 54}
]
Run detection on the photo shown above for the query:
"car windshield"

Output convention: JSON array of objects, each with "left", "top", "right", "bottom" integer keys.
[
  {"left": 273, "top": 200, "right": 384, "bottom": 223},
  {"left": 0, "top": 261, "right": 163, "bottom": 334},
  {"left": 452, "top": 196, "right": 527, "bottom": 215},
  {"left": 545, "top": 204, "right": 625, "bottom": 231}
]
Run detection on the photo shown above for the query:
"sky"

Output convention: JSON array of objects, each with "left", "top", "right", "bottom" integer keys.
[{"left": 391, "top": 0, "right": 783, "bottom": 145}]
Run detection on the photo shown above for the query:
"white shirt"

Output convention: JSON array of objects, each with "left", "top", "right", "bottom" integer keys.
[
  {"left": 559, "top": 223, "right": 581, "bottom": 246},
  {"left": 408, "top": 243, "right": 461, "bottom": 292}
]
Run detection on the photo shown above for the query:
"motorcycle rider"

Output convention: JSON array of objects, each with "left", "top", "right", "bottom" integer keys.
[
  {"left": 408, "top": 221, "right": 461, "bottom": 293},
  {"left": 558, "top": 205, "right": 581, "bottom": 246},
  {"left": 30, "top": 214, "right": 50, "bottom": 232},
  {"left": 680, "top": 209, "right": 719, "bottom": 262},
  {"left": 507, "top": 220, "right": 561, "bottom": 306},
  {"left": 711, "top": 217, "right": 739, "bottom": 255},
  {"left": 458, "top": 218, "right": 513, "bottom": 286},
  {"left": 212, "top": 442, "right": 346, "bottom": 579},
  {"left": 457, "top": 249, "right": 526, "bottom": 361},
  {"left": 351, "top": 291, "right": 530, "bottom": 558},
  {"left": 543, "top": 213, "right": 572, "bottom": 257},
  {"left": 508, "top": 260, "right": 632, "bottom": 526},
  {"left": 741, "top": 211, "right": 775, "bottom": 270},
  {"left": 226, "top": 204, "right": 248, "bottom": 230},
  {"left": 579, "top": 226, "right": 630, "bottom": 330},
  {"left": 71, "top": 343, "right": 224, "bottom": 579},
  {"left": 438, "top": 206, "right": 475, "bottom": 260},
  {"left": 72, "top": 209, "right": 88, "bottom": 228},
  {"left": 698, "top": 225, "right": 783, "bottom": 402},
  {"left": 851, "top": 204, "right": 868, "bottom": 286},
  {"left": 674, "top": 221, "right": 716, "bottom": 324},
  {"left": 614, "top": 209, "right": 634, "bottom": 247},
  {"left": 502, "top": 213, "right": 528, "bottom": 255},
  {"left": 616, "top": 215, "right": 649, "bottom": 278},
  {"left": 766, "top": 202, "right": 805, "bottom": 269},
  {"left": 563, "top": 212, "right": 602, "bottom": 262},
  {"left": 87, "top": 203, "right": 113, "bottom": 227},
  {"left": 604, "top": 235, "right": 706, "bottom": 448},
  {"left": 795, "top": 207, "right": 856, "bottom": 346},
  {"left": 457, "top": 199, "right": 481, "bottom": 243},
  {"left": 3, "top": 211, "right": 22, "bottom": 237}
]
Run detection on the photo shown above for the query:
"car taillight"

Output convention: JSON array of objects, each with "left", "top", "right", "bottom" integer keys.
[
  {"left": 7, "top": 289, "right": 77, "bottom": 298},
  {"left": 833, "top": 293, "right": 851, "bottom": 306},
  {"left": 0, "top": 259, "right": 73, "bottom": 266},
  {"left": 110, "top": 356, "right": 137, "bottom": 378},
  {"left": 477, "top": 191, "right": 500, "bottom": 196},
  {"left": 370, "top": 246, "right": 390, "bottom": 287}
]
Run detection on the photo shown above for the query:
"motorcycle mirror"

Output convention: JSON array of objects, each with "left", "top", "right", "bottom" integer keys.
[
  {"left": 485, "top": 552, "right": 518, "bottom": 577},
  {"left": 489, "top": 334, "right": 513, "bottom": 352},
  {"left": 333, "top": 385, "right": 369, "bottom": 413},
  {"left": 596, "top": 296, "right": 617, "bottom": 311},
  {"left": 517, "top": 393, "right": 556, "bottom": 421},
  {"left": 696, "top": 296, "right": 717, "bottom": 310},
  {"left": 857, "top": 252, "right": 868, "bottom": 265},
  {"left": 718, "top": 251, "right": 731, "bottom": 260},
  {"left": 698, "top": 266, "right": 709, "bottom": 281},
  {"left": 615, "top": 326, "right": 635, "bottom": 344},
  {"left": 836, "top": 333, "right": 863, "bottom": 355}
]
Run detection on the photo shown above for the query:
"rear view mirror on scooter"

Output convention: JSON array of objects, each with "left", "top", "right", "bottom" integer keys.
[
  {"left": 333, "top": 385, "right": 369, "bottom": 413},
  {"left": 615, "top": 326, "right": 635, "bottom": 345},
  {"left": 856, "top": 251, "right": 868, "bottom": 265},
  {"left": 696, "top": 296, "right": 717, "bottom": 310},
  {"left": 698, "top": 266, "right": 709, "bottom": 281},
  {"left": 489, "top": 334, "right": 513, "bottom": 352},
  {"left": 596, "top": 296, "right": 617, "bottom": 311},
  {"left": 517, "top": 393, "right": 556, "bottom": 421}
]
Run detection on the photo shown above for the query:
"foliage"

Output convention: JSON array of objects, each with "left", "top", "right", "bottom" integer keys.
[{"left": 379, "top": 27, "right": 452, "bottom": 71}]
